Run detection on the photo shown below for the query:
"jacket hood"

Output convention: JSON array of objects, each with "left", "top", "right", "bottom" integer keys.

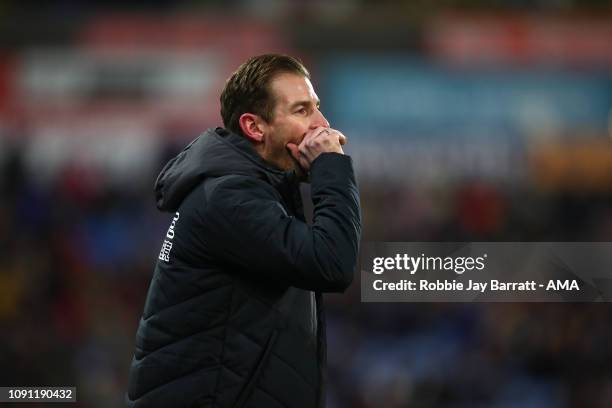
[{"left": 155, "top": 127, "right": 293, "bottom": 212}]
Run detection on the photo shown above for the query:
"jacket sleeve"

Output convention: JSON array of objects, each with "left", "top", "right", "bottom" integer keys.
[{"left": 201, "top": 153, "right": 362, "bottom": 292}]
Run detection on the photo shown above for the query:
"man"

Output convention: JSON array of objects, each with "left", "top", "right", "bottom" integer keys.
[{"left": 126, "top": 54, "right": 361, "bottom": 407}]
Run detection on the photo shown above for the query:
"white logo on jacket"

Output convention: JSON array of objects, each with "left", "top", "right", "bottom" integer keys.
[{"left": 158, "top": 212, "right": 179, "bottom": 262}]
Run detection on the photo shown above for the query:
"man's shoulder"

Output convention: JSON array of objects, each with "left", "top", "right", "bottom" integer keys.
[
  {"left": 207, "top": 174, "right": 276, "bottom": 195},
  {"left": 193, "top": 174, "right": 281, "bottom": 211},
  {"left": 185, "top": 174, "right": 288, "bottom": 227}
]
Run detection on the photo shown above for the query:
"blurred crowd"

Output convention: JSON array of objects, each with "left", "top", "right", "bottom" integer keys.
[
  {"left": 3, "top": 140, "right": 612, "bottom": 407},
  {"left": 1, "top": 1, "right": 612, "bottom": 407}
]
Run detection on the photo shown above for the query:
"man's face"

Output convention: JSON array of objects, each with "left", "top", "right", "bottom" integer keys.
[{"left": 261, "top": 72, "right": 330, "bottom": 171}]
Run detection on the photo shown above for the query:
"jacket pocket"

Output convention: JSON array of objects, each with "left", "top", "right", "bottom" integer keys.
[{"left": 233, "top": 330, "right": 279, "bottom": 408}]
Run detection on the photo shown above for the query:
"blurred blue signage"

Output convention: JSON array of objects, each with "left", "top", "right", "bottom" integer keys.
[{"left": 321, "top": 57, "right": 612, "bottom": 140}]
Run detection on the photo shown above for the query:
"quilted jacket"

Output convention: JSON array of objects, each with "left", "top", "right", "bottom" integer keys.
[{"left": 126, "top": 128, "right": 361, "bottom": 407}]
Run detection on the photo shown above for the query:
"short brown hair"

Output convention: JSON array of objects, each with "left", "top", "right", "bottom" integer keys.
[{"left": 220, "top": 54, "right": 310, "bottom": 136}]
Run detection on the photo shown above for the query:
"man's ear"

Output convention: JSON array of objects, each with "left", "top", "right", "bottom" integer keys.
[{"left": 239, "top": 113, "right": 265, "bottom": 143}]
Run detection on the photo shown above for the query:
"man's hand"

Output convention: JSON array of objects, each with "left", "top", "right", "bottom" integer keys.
[{"left": 286, "top": 127, "right": 347, "bottom": 172}]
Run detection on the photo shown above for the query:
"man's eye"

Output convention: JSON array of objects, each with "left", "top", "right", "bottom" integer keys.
[{"left": 296, "top": 108, "right": 308, "bottom": 115}]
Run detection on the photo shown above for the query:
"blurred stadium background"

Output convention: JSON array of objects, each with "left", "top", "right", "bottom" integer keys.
[{"left": 1, "top": 1, "right": 612, "bottom": 407}]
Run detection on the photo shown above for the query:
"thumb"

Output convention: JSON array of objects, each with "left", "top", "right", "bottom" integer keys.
[
  {"left": 286, "top": 143, "right": 310, "bottom": 170},
  {"left": 286, "top": 143, "right": 300, "bottom": 161}
]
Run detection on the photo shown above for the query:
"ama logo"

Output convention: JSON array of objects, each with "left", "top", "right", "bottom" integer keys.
[{"left": 546, "top": 280, "right": 580, "bottom": 291}]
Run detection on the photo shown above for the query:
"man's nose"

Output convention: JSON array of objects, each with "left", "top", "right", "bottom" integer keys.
[{"left": 311, "top": 108, "right": 330, "bottom": 129}]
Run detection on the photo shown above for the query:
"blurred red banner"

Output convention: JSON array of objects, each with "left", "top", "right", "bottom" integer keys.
[{"left": 427, "top": 13, "right": 612, "bottom": 68}]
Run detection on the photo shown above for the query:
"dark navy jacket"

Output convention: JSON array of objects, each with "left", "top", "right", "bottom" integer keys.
[{"left": 126, "top": 128, "right": 361, "bottom": 407}]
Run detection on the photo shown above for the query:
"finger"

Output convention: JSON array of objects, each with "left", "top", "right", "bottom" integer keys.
[
  {"left": 307, "top": 127, "right": 332, "bottom": 142},
  {"left": 298, "top": 129, "right": 316, "bottom": 151},
  {"left": 286, "top": 143, "right": 310, "bottom": 170},
  {"left": 287, "top": 142, "right": 300, "bottom": 161},
  {"left": 313, "top": 128, "right": 346, "bottom": 146}
]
